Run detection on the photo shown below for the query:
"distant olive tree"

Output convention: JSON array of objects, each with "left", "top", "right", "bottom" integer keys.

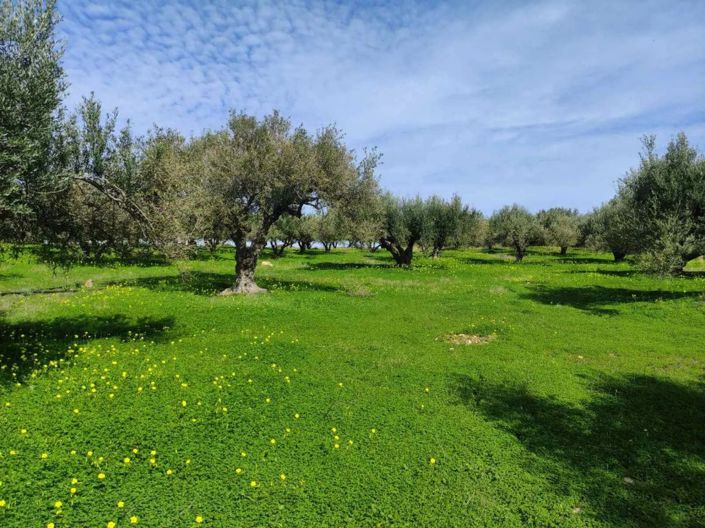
[
  {"left": 338, "top": 155, "right": 384, "bottom": 251},
  {"left": 293, "top": 215, "right": 316, "bottom": 253},
  {"left": 489, "top": 204, "right": 539, "bottom": 261},
  {"left": 422, "top": 194, "right": 467, "bottom": 257},
  {"left": 537, "top": 207, "right": 580, "bottom": 255},
  {"left": 267, "top": 214, "right": 297, "bottom": 258},
  {"left": 190, "top": 111, "right": 377, "bottom": 294},
  {"left": 379, "top": 194, "right": 429, "bottom": 266},
  {"left": 583, "top": 197, "right": 637, "bottom": 262},
  {"left": 315, "top": 210, "right": 343, "bottom": 252}
]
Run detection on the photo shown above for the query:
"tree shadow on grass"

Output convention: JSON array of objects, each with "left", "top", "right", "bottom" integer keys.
[
  {"left": 565, "top": 269, "right": 638, "bottom": 278},
  {"left": 0, "top": 314, "right": 175, "bottom": 386},
  {"left": 123, "top": 272, "right": 233, "bottom": 295},
  {"left": 554, "top": 256, "right": 617, "bottom": 265},
  {"left": 306, "top": 261, "right": 390, "bottom": 271},
  {"left": 521, "top": 285, "right": 703, "bottom": 315},
  {"left": 451, "top": 373, "right": 705, "bottom": 527},
  {"left": 122, "top": 272, "right": 339, "bottom": 295},
  {"left": 257, "top": 276, "right": 339, "bottom": 293},
  {"left": 567, "top": 269, "right": 705, "bottom": 280},
  {"left": 462, "top": 255, "right": 517, "bottom": 265}
]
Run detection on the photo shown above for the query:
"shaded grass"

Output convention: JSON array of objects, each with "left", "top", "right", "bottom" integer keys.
[{"left": 453, "top": 373, "right": 705, "bottom": 527}]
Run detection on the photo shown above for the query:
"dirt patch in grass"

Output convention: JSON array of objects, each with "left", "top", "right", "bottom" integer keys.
[{"left": 446, "top": 333, "right": 497, "bottom": 345}]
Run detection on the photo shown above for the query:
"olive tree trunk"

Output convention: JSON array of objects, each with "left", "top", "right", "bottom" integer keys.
[
  {"left": 221, "top": 237, "right": 267, "bottom": 295},
  {"left": 612, "top": 251, "right": 626, "bottom": 262},
  {"left": 380, "top": 238, "right": 414, "bottom": 266}
]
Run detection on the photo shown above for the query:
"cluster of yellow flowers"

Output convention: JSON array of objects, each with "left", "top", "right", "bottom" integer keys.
[{"left": 0, "top": 320, "right": 406, "bottom": 526}]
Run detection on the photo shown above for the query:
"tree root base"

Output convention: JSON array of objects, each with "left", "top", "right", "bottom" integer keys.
[{"left": 219, "top": 284, "right": 267, "bottom": 295}]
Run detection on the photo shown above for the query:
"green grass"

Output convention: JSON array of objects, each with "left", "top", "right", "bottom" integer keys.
[{"left": 0, "top": 247, "right": 704, "bottom": 527}]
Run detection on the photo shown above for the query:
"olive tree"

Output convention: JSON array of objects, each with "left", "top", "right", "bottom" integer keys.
[
  {"left": 618, "top": 133, "right": 705, "bottom": 273},
  {"left": 315, "top": 210, "right": 344, "bottom": 252},
  {"left": 46, "top": 96, "right": 142, "bottom": 260},
  {"left": 379, "top": 194, "right": 429, "bottom": 266},
  {"left": 456, "top": 210, "right": 486, "bottom": 248},
  {"left": 191, "top": 111, "right": 375, "bottom": 294},
  {"left": 293, "top": 215, "right": 316, "bottom": 253},
  {"left": 583, "top": 197, "right": 637, "bottom": 262},
  {"left": 537, "top": 207, "right": 580, "bottom": 255},
  {"left": 489, "top": 204, "right": 539, "bottom": 261},
  {"left": 267, "top": 214, "right": 297, "bottom": 258},
  {"left": 40, "top": 96, "right": 192, "bottom": 263},
  {"left": 0, "top": 0, "right": 65, "bottom": 237},
  {"left": 422, "top": 194, "right": 466, "bottom": 257},
  {"left": 337, "top": 153, "right": 384, "bottom": 250}
]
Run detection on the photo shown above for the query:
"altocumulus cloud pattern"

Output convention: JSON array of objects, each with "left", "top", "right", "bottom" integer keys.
[{"left": 58, "top": 0, "right": 705, "bottom": 212}]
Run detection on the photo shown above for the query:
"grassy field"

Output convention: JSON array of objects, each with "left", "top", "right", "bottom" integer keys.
[{"left": 0, "top": 247, "right": 704, "bottom": 527}]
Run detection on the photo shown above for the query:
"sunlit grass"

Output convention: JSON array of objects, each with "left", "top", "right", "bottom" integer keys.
[{"left": 0, "top": 247, "right": 703, "bottom": 527}]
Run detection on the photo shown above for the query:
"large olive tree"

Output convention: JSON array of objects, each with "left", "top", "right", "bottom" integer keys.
[
  {"left": 619, "top": 133, "right": 705, "bottom": 273},
  {"left": 192, "top": 111, "right": 375, "bottom": 294},
  {"left": 0, "top": 0, "right": 65, "bottom": 236}
]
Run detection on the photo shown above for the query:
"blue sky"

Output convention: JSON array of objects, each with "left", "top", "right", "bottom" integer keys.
[{"left": 57, "top": 0, "right": 705, "bottom": 214}]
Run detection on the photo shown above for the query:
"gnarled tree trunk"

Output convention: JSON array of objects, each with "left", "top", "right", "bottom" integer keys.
[
  {"left": 221, "top": 237, "right": 267, "bottom": 295},
  {"left": 612, "top": 250, "right": 626, "bottom": 262},
  {"left": 380, "top": 238, "right": 414, "bottom": 266}
]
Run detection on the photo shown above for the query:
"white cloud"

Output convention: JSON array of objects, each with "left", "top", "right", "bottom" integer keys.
[{"left": 57, "top": 0, "right": 705, "bottom": 213}]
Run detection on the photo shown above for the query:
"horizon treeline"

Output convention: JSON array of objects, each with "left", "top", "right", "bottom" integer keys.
[{"left": 2, "top": 0, "right": 704, "bottom": 292}]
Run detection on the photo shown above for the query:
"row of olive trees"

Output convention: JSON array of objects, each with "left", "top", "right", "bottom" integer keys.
[
  {"left": 264, "top": 193, "right": 485, "bottom": 263},
  {"left": 481, "top": 134, "right": 705, "bottom": 273},
  {"left": 3, "top": 0, "right": 703, "bottom": 293},
  {"left": 482, "top": 206, "right": 582, "bottom": 261}
]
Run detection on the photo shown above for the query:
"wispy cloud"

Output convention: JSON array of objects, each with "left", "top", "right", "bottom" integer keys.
[{"left": 57, "top": 0, "right": 705, "bottom": 213}]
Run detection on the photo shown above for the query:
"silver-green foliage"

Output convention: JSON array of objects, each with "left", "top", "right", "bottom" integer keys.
[
  {"left": 489, "top": 204, "right": 540, "bottom": 261},
  {"left": 0, "top": 0, "right": 64, "bottom": 229},
  {"left": 619, "top": 133, "right": 705, "bottom": 273}
]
